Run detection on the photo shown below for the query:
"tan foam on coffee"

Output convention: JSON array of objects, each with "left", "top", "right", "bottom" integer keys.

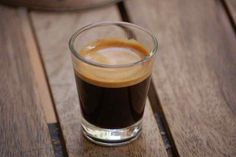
[{"left": 73, "top": 38, "right": 152, "bottom": 88}]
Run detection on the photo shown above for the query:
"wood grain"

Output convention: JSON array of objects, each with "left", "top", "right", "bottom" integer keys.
[
  {"left": 125, "top": 0, "right": 236, "bottom": 156},
  {"left": 0, "top": 5, "right": 54, "bottom": 157},
  {"left": 225, "top": 0, "right": 236, "bottom": 23},
  {"left": 19, "top": 8, "right": 57, "bottom": 124},
  {"left": 30, "top": 5, "right": 168, "bottom": 157}
]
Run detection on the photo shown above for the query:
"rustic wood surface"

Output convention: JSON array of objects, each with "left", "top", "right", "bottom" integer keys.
[
  {"left": 0, "top": 6, "right": 54, "bottom": 157},
  {"left": 226, "top": 0, "right": 236, "bottom": 24},
  {"left": 125, "top": 0, "right": 236, "bottom": 156},
  {"left": 1, "top": 0, "right": 236, "bottom": 156},
  {"left": 30, "top": 5, "right": 168, "bottom": 157}
]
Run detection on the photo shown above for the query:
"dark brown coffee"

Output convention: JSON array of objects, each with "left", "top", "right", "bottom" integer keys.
[{"left": 74, "top": 38, "right": 152, "bottom": 129}]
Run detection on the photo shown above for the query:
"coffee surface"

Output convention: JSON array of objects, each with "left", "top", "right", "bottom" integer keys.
[
  {"left": 74, "top": 38, "right": 151, "bottom": 88},
  {"left": 80, "top": 38, "right": 147, "bottom": 65}
]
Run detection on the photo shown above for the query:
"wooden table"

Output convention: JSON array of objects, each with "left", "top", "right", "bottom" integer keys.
[{"left": 0, "top": 0, "right": 236, "bottom": 156}]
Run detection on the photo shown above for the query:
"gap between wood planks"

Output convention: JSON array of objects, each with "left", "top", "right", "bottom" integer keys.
[
  {"left": 117, "top": 2, "right": 178, "bottom": 157},
  {"left": 18, "top": 8, "right": 68, "bottom": 157},
  {"left": 220, "top": 0, "right": 236, "bottom": 35}
]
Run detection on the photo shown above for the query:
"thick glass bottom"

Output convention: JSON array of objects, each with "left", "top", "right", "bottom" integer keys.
[{"left": 81, "top": 118, "right": 142, "bottom": 146}]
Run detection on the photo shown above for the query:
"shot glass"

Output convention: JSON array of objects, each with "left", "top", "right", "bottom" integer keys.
[{"left": 69, "top": 21, "right": 158, "bottom": 146}]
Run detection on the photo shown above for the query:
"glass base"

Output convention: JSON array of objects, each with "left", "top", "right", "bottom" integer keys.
[{"left": 81, "top": 118, "right": 142, "bottom": 146}]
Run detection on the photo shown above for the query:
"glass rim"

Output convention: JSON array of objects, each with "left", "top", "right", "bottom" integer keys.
[{"left": 69, "top": 21, "right": 158, "bottom": 68}]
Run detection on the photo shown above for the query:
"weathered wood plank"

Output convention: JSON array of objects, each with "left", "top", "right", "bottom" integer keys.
[
  {"left": 0, "top": 5, "right": 54, "bottom": 157},
  {"left": 225, "top": 0, "right": 236, "bottom": 24},
  {"left": 5, "top": 147, "right": 54, "bottom": 157},
  {"left": 31, "top": 5, "right": 168, "bottom": 157},
  {"left": 19, "top": 8, "right": 57, "bottom": 124},
  {"left": 125, "top": 0, "right": 236, "bottom": 156}
]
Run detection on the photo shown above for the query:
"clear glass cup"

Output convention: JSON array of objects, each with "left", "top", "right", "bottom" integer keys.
[{"left": 69, "top": 21, "right": 158, "bottom": 146}]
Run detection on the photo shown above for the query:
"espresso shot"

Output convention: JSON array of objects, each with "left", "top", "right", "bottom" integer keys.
[
  {"left": 75, "top": 74, "right": 151, "bottom": 129},
  {"left": 69, "top": 22, "right": 157, "bottom": 145},
  {"left": 74, "top": 38, "right": 152, "bottom": 129}
]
